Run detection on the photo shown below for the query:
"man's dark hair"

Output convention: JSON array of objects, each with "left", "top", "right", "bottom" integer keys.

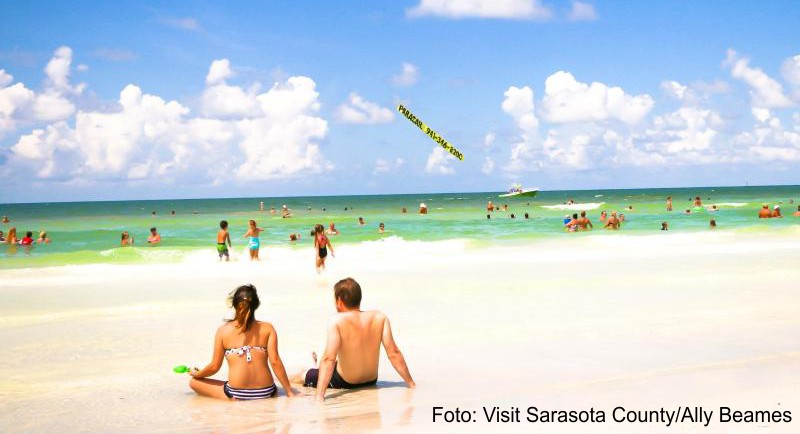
[
  {"left": 334, "top": 277, "right": 362, "bottom": 309},
  {"left": 220, "top": 220, "right": 228, "bottom": 229}
]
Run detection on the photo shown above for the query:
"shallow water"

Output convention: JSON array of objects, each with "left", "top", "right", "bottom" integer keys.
[{"left": 1, "top": 185, "right": 798, "bottom": 268}]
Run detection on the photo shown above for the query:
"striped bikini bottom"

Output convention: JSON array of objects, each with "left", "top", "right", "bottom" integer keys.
[{"left": 223, "top": 382, "right": 277, "bottom": 400}]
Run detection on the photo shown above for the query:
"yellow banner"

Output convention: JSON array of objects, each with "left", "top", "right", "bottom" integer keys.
[{"left": 397, "top": 105, "right": 464, "bottom": 161}]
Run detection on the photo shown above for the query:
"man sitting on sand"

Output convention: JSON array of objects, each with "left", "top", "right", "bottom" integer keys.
[{"left": 296, "top": 278, "right": 415, "bottom": 401}]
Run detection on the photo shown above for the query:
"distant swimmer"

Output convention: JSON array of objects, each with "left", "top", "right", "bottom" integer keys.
[
  {"left": 20, "top": 231, "right": 34, "bottom": 246},
  {"left": 510, "top": 213, "right": 516, "bottom": 219},
  {"left": 217, "top": 220, "right": 232, "bottom": 262},
  {"left": 36, "top": 231, "right": 51, "bottom": 244},
  {"left": 188, "top": 284, "right": 296, "bottom": 400},
  {"left": 293, "top": 278, "right": 415, "bottom": 401},
  {"left": 694, "top": 196, "right": 702, "bottom": 207},
  {"left": 270, "top": 206, "right": 276, "bottom": 214},
  {"left": 243, "top": 220, "right": 264, "bottom": 261},
  {"left": 147, "top": 227, "right": 161, "bottom": 245},
  {"left": 758, "top": 205, "right": 771, "bottom": 218},
  {"left": 313, "top": 224, "right": 334, "bottom": 273},
  {"left": 5, "top": 227, "right": 17, "bottom": 244},
  {"left": 260, "top": 202, "right": 265, "bottom": 212},
  {"left": 666, "top": 196, "right": 673, "bottom": 212},
  {"left": 419, "top": 203, "right": 428, "bottom": 214},
  {"left": 0, "top": 230, "right": 4, "bottom": 242},
  {"left": 171, "top": 210, "right": 176, "bottom": 216},
  {"left": 289, "top": 233, "right": 301, "bottom": 242},
  {"left": 152, "top": 211, "right": 157, "bottom": 217},
  {"left": 604, "top": 211, "right": 620, "bottom": 230},
  {"left": 502, "top": 204, "right": 508, "bottom": 211},
  {"left": 401, "top": 207, "right": 407, "bottom": 214},
  {"left": 577, "top": 211, "right": 593, "bottom": 230},
  {"left": 524, "top": 213, "right": 529, "bottom": 219},
  {"left": 599, "top": 211, "right": 607, "bottom": 222},
  {"left": 378, "top": 222, "right": 385, "bottom": 233},
  {"left": 487, "top": 201, "right": 494, "bottom": 212},
  {"left": 661, "top": 221, "right": 669, "bottom": 231},
  {"left": 564, "top": 214, "right": 578, "bottom": 232},
  {"left": 684, "top": 209, "right": 692, "bottom": 215},
  {"left": 710, "top": 219, "right": 717, "bottom": 229},
  {"left": 358, "top": 217, "right": 365, "bottom": 226},
  {"left": 281, "top": 205, "right": 292, "bottom": 218},
  {"left": 486, "top": 214, "right": 491, "bottom": 219},
  {"left": 619, "top": 213, "right": 626, "bottom": 223},
  {"left": 120, "top": 231, "right": 134, "bottom": 246},
  {"left": 626, "top": 205, "right": 633, "bottom": 211},
  {"left": 2, "top": 215, "right": 10, "bottom": 223},
  {"left": 326, "top": 222, "right": 339, "bottom": 235},
  {"left": 771, "top": 205, "right": 783, "bottom": 218},
  {"left": 708, "top": 205, "right": 718, "bottom": 212},
  {"left": 566, "top": 198, "right": 575, "bottom": 205},
  {"left": 794, "top": 205, "right": 800, "bottom": 217}
]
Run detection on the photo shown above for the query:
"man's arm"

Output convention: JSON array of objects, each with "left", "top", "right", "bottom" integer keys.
[
  {"left": 381, "top": 316, "right": 415, "bottom": 388},
  {"left": 315, "top": 319, "right": 341, "bottom": 401}
]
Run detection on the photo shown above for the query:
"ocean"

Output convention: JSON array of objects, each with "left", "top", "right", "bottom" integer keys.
[{"left": 1, "top": 185, "right": 798, "bottom": 269}]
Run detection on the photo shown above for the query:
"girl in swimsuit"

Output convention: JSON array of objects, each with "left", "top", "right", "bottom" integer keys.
[
  {"left": 313, "top": 224, "right": 334, "bottom": 273},
  {"left": 189, "top": 284, "right": 296, "bottom": 400},
  {"left": 243, "top": 220, "right": 264, "bottom": 261}
]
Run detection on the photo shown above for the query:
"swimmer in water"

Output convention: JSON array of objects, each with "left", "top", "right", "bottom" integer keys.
[
  {"left": 217, "top": 220, "right": 232, "bottom": 262},
  {"left": 524, "top": 213, "right": 529, "bottom": 219},
  {"left": 684, "top": 209, "right": 692, "bottom": 215},
  {"left": 326, "top": 222, "right": 339, "bottom": 235},
  {"left": 401, "top": 207, "right": 407, "bottom": 214},
  {"left": 419, "top": 203, "right": 428, "bottom": 214},
  {"left": 36, "top": 231, "right": 51, "bottom": 244},
  {"left": 289, "top": 233, "right": 301, "bottom": 242},
  {"left": 604, "top": 212, "right": 620, "bottom": 230},
  {"left": 378, "top": 222, "right": 385, "bottom": 233},
  {"left": 564, "top": 213, "right": 578, "bottom": 232},
  {"left": 121, "top": 231, "right": 134, "bottom": 246},
  {"left": 758, "top": 204, "right": 771, "bottom": 218},
  {"left": 243, "top": 220, "right": 264, "bottom": 261},
  {"left": 270, "top": 206, "right": 276, "bottom": 214},
  {"left": 281, "top": 205, "right": 292, "bottom": 218},
  {"left": 0, "top": 230, "right": 4, "bottom": 242},
  {"left": 576, "top": 211, "right": 593, "bottom": 230},
  {"left": 358, "top": 217, "right": 365, "bottom": 226},
  {"left": 313, "top": 224, "right": 334, "bottom": 273},
  {"left": 666, "top": 196, "right": 673, "bottom": 212},
  {"left": 694, "top": 196, "right": 702, "bottom": 207},
  {"left": 2, "top": 215, "right": 10, "bottom": 223},
  {"left": 147, "top": 227, "right": 161, "bottom": 245},
  {"left": 599, "top": 211, "right": 607, "bottom": 222},
  {"left": 487, "top": 201, "right": 494, "bottom": 213},
  {"left": 20, "top": 231, "right": 34, "bottom": 246},
  {"left": 771, "top": 205, "right": 782, "bottom": 218},
  {"left": 259, "top": 202, "right": 265, "bottom": 212},
  {"left": 5, "top": 227, "right": 17, "bottom": 244},
  {"left": 619, "top": 213, "right": 626, "bottom": 223},
  {"left": 709, "top": 219, "right": 717, "bottom": 229},
  {"left": 661, "top": 221, "right": 669, "bottom": 231},
  {"left": 794, "top": 205, "right": 800, "bottom": 217}
]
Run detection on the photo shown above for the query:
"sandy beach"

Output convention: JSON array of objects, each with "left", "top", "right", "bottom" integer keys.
[{"left": 1, "top": 231, "right": 799, "bottom": 433}]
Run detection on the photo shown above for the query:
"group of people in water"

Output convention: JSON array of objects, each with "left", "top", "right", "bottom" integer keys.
[{"left": 188, "top": 278, "right": 415, "bottom": 401}]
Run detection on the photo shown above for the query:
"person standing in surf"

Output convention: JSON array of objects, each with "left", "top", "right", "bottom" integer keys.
[
  {"left": 313, "top": 224, "right": 334, "bottom": 273},
  {"left": 243, "top": 220, "right": 264, "bottom": 261}
]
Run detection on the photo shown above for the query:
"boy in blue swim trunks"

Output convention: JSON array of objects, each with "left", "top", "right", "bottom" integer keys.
[{"left": 217, "top": 220, "right": 232, "bottom": 261}]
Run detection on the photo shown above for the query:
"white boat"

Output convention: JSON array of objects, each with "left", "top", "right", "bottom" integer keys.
[{"left": 499, "top": 184, "right": 539, "bottom": 198}]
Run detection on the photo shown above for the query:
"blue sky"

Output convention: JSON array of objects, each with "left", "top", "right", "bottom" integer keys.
[{"left": 1, "top": 0, "right": 799, "bottom": 202}]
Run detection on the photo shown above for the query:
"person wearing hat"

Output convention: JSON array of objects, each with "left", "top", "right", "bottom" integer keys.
[{"left": 771, "top": 205, "right": 782, "bottom": 218}]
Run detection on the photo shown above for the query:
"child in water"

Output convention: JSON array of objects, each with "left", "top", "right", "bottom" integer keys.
[
  {"left": 243, "top": 220, "right": 264, "bottom": 261},
  {"left": 217, "top": 220, "right": 232, "bottom": 262}
]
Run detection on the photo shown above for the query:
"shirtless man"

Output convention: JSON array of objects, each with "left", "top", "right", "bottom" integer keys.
[
  {"left": 758, "top": 205, "right": 771, "bottom": 218},
  {"left": 576, "top": 211, "right": 593, "bottom": 230},
  {"left": 604, "top": 211, "right": 620, "bottom": 230},
  {"left": 298, "top": 278, "right": 415, "bottom": 401}
]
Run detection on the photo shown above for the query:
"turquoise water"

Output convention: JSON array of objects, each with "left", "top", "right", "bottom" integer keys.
[{"left": 1, "top": 186, "right": 798, "bottom": 268}]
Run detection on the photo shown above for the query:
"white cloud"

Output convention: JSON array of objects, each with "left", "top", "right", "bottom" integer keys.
[
  {"left": 483, "top": 132, "right": 496, "bottom": 148},
  {"left": 161, "top": 17, "right": 200, "bottom": 31},
  {"left": 731, "top": 109, "right": 800, "bottom": 162},
  {"left": 481, "top": 156, "right": 495, "bottom": 174},
  {"left": 642, "top": 107, "right": 723, "bottom": 155},
  {"left": 661, "top": 80, "right": 688, "bottom": 101},
  {"left": 425, "top": 146, "right": 456, "bottom": 174},
  {"left": 0, "top": 69, "right": 13, "bottom": 87},
  {"left": 540, "top": 71, "right": 654, "bottom": 124},
  {"left": 373, "top": 157, "right": 405, "bottom": 174},
  {"left": 724, "top": 49, "right": 792, "bottom": 109},
  {"left": 392, "top": 63, "right": 419, "bottom": 87},
  {"left": 7, "top": 57, "right": 332, "bottom": 183},
  {"left": 336, "top": 93, "right": 394, "bottom": 124},
  {"left": 0, "top": 81, "right": 35, "bottom": 135},
  {"left": 567, "top": 1, "right": 597, "bottom": 21},
  {"left": 91, "top": 48, "right": 137, "bottom": 62},
  {"left": 206, "top": 59, "right": 234, "bottom": 85},
  {"left": 501, "top": 85, "right": 539, "bottom": 133},
  {"left": 407, "top": 0, "right": 552, "bottom": 20},
  {"left": 783, "top": 55, "right": 800, "bottom": 87}
]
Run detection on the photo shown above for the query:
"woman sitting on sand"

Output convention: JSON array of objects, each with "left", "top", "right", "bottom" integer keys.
[{"left": 189, "top": 284, "right": 295, "bottom": 400}]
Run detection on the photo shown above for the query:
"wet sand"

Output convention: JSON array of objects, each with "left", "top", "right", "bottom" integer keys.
[{"left": 1, "top": 232, "right": 799, "bottom": 433}]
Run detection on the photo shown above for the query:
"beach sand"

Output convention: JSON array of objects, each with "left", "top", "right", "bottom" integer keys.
[{"left": 1, "top": 231, "right": 799, "bottom": 433}]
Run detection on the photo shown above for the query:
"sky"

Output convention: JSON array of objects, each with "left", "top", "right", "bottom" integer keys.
[{"left": 1, "top": 0, "right": 799, "bottom": 202}]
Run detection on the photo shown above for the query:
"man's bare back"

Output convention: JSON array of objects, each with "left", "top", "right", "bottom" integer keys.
[{"left": 333, "top": 310, "right": 386, "bottom": 383}]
